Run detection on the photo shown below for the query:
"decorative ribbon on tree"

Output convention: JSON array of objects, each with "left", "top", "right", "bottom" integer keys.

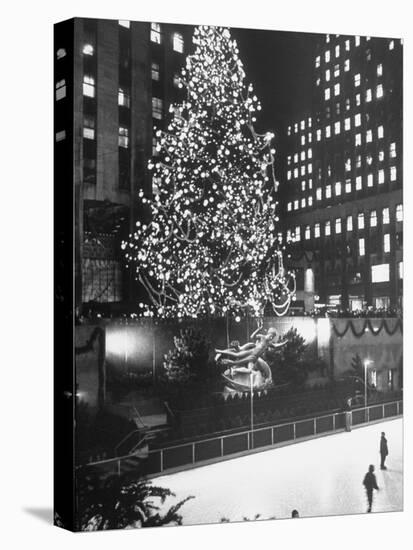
[{"left": 122, "top": 25, "right": 295, "bottom": 318}]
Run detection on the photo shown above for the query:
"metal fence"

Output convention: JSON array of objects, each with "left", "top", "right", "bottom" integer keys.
[
  {"left": 83, "top": 400, "right": 402, "bottom": 478},
  {"left": 141, "top": 400, "right": 402, "bottom": 476}
]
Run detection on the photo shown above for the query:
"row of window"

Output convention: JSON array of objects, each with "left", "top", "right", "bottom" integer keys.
[
  {"left": 324, "top": 81, "right": 383, "bottom": 102},
  {"left": 288, "top": 205, "right": 402, "bottom": 243},
  {"left": 150, "top": 23, "right": 184, "bottom": 53},
  {"left": 315, "top": 37, "right": 395, "bottom": 68}
]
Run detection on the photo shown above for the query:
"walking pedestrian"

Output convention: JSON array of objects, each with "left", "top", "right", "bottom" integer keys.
[
  {"left": 291, "top": 509, "right": 299, "bottom": 518},
  {"left": 380, "top": 432, "right": 388, "bottom": 470},
  {"left": 344, "top": 397, "right": 352, "bottom": 432},
  {"left": 363, "top": 464, "right": 379, "bottom": 513}
]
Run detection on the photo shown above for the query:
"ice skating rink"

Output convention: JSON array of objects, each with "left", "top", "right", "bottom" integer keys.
[{"left": 154, "top": 418, "right": 403, "bottom": 524}]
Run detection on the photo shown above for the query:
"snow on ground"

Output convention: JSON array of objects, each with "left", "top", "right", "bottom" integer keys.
[{"left": 153, "top": 418, "right": 403, "bottom": 524}]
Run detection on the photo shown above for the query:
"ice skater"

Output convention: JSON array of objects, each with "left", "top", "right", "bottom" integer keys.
[
  {"left": 362, "top": 464, "right": 379, "bottom": 513},
  {"left": 380, "top": 432, "right": 388, "bottom": 470},
  {"left": 291, "top": 509, "right": 299, "bottom": 518}
]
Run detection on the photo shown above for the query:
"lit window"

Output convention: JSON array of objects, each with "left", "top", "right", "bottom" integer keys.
[
  {"left": 344, "top": 59, "right": 350, "bottom": 71},
  {"left": 325, "top": 221, "right": 331, "bottom": 236},
  {"left": 119, "top": 20, "right": 130, "bottom": 28},
  {"left": 118, "top": 126, "right": 129, "bottom": 148},
  {"left": 355, "top": 36, "right": 360, "bottom": 46},
  {"left": 356, "top": 155, "right": 362, "bottom": 168},
  {"left": 294, "top": 153, "right": 298, "bottom": 163},
  {"left": 56, "top": 79, "right": 66, "bottom": 101},
  {"left": 334, "top": 83, "right": 340, "bottom": 96},
  {"left": 335, "top": 45, "right": 340, "bottom": 57},
  {"left": 345, "top": 117, "right": 351, "bottom": 131},
  {"left": 355, "top": 113, "right": 361, "bottom": 127},
  {"left": 366, "top": 130, "right": 372, "bottom": 143},
  {"left": 294, "top": 168, "right": 298, "bottom": 178},
  {"left": 326, "top": 125, "right": 331, "bottom": 138},
  {"left": 390, "top": 142, "right": 396, "bottom": 158},
  {"left": 301, "top": 180, "right": 306, "bottom": 191},
  {"left": 315, "top": 223, "right": 320, "bottom": 238},
  {"left": 56, "top": 48, "right": 66, "bottom": 60},
  {"left": 345, "top": 179, "right": 352, "bottom": 193},
  {"left": 326, "top": 185, "right": 332, "bottom": 198},
  {"left": 308, "top": 163, "right": 312, "bottom": 174},
  {"left": 153, "top": 136, "right": 158, "bottom": 156},
  {"left": 152, "top": 97, "right": 163, "bottom": 119},
  {"left": 376, "top": 84, "right": 383, "bottom": 98},
  {"left": 82, "top": 43, "right": 94, "bottom": 55},
  {"left": 355, "top": 133, "right": 361, "bottom": 146},
  {"left": 287, "top": 230, "right": 292, "bottom": 241},
  {"left": 345, "top": 39, "right": 350, "bottom": 51},
  {"left": 325, "top": 69, "right": 330, "bottom": 81},
  {"left": 307, "top": 148, "right": 312, "bottom": 159},
  {"left": 287, "top": 126, "right": 291, "bottom": 136},
  {"left": 335, "top": 218, "right": 342, "bottom": 234},
  {"left": 294, "top": 123, "right": 298, "bottom": 133},
  {"left": 309, "top": 178, "right": 313, "bottom": 189},
  {"left": 287, "top": 170, "right": 291, "bottom": 181},
  {"left": 287, "top": 156, "right": 292, "bottom": 165},
  {"left": 301, "top": 136, "right": 306, "bottom": 146},
  {"left": 173, "top": 73, "right": 181, "bottom": 88},
  {"left": 287, "top": 202, "right": 292, "bottom": 211},
  {"left": 295, "top": 226, "right": 301, "bottom": 241},
  {"left": 82, "top": 75, "right": 95, "bottom": 98},
  {"left": 389, "top": 40, "right": 394, "bottom": 50},
  {"left": 384, "top": 233, "right": 390, "bottom": 253},
  {"left": 316, "top": 188, "right": 322, "bottom": 200},
  {"left": 390, "top": 166, "right": 397, "bottom": 181},
  {"left": 308, "top": 196, "right": 313, "bottom": 206},
  {"left": 371, "top": 264, "right": 390, "bottom": 283},
  {"left": 300, "top": 165, "right": 305, "bottom": 176},
  {"left": 356, "top": 94, "right": 361, "bottom": 106},
  {"left": 118, "top": 88, "right": 130, "bottom": 107},
  {"left": 347, "top": 215, "right": 353, "bottom": 231},
  {"left": 378, "top": 169, "right": 385, "bottom": 184},
  {"left": 366, "top": 89, "right": 372, "bottom": 102},
  {"left": 396, "top": 204, "right": 403, "bottom": 222},
  {"left": 367, "top": 174, "right": 373, "bottom": 187},
  {"left": 398, "top": 261, "right": 403, "bottom": 279},
  {"left": 367, "top": 155, "right": 373, "bottom": 166},
  {"left": 335, "top": 181, "right": 341, "bottom": 195},
  {"left": 358, "top": 213, "right": 365, "bottom": 229},
  {"left": 83, "top": 115, "right": 95, "bottom": 140},
  {"left": 151, "top": 62, "right": 160, "bottom": 80},
  {"left": 308, "top": 117, "right": 312, "bottom": 127},
  {"left": 305, "top": 225, "right": 311, "bottom": 240},
  {"left": 173, "top": 33, "right": 184, "bottom": 53},
  {"left": 315, "top": 56, "right": 320, "bottom": 67},
  {"left": 379, "top": 150, "right": 385, "bottom": 162},
  {"left": 377, "top": 63, "right": 383, "bottom": 76},
  {"left": 355, "top": 73, "right": 361, "bottom": 87},
  {"left": 359, "top": 238, "right": 365, "bottom": 256},
  {"left": 55, "top": 130, "right": 66, "bottom": 142},
  {"left": 151, "top": 22, "right": 162, "bottom": 43},
  {"left": 326, "top": 35, "right": 330, "bottom": 43},
  {"left": 325, "top": 50, "right": 330, "bottom": 62},
  {"left": 301, "top": 120, "right": 305, "bottom": 130},
  {"left": 356, "top": 176, "right": 362, "bottom": 190},
  {"left": 334, "top": 64, "right": 340, "bottom": 77},
  {"left": 294, "top": 200, "right": 299, "bottom": 210},
  {"left": 317, "top": 129, "right": 322, "bottom": 141},
  {"left": 301, "top": 198, "right": 306, "bottom": 208},
  {"left": 335, "top": 102, "right": 340, "bottom": 115},
  {"left": 325, "top": 88, "right": 330, "bottom": 100},
  {"left": 345, "top": 98, "right": 350, "bottom": 111},
  {"left": 383, "top": 207, "right": 390, "bottom": 224},
  {"left": 345, "top": 158, "right": 351, "bottom": 171},
  {"left": 378, "top": 125, "right": 384, "bottom": 139},
  {"left": 370, "top": 210, "right": 377, "bottom": 227},
  {"left": 308, "top": 132, "right": 312, "bottom": 143}
]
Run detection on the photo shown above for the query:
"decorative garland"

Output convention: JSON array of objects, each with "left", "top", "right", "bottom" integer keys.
[{"left": 332, "top": 318, "right": 403, "bottom": 338}]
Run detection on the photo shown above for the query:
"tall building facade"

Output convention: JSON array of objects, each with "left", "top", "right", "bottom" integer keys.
[
  {"left": 55, "top": 18, "right": 193, "bottom": 311},
  {"left": 280, "top": 33, "right": 403, "bottom": 312}
]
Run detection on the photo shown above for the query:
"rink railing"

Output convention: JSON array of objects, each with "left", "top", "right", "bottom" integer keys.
[{"left": 84, "top": 400, "right": 402, "bottom": 478}]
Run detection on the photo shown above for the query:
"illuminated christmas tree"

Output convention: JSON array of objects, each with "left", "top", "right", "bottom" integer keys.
[{"left": 123, "top": 25, "right": 295, "bottom": 318}]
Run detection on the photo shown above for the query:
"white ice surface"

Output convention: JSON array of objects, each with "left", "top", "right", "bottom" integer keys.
[{"left": 153, "top": 418, "right": 403, "bottom": 524}]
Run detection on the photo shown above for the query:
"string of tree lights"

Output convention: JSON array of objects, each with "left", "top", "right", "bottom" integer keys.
[{"left": 122, "top": 25, "right": 296, "bottom": 319}]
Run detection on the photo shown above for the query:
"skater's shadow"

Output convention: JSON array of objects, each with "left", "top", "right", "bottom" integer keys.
[{"left": 23, "top": 507, "right": 53, "bottom": 524}]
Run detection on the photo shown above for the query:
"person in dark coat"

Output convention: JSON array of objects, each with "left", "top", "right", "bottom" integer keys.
[
  {"left": 380, "top": 432, "right": 388, "bottom": 470},
  {"left": 363, "top": 464, "right": 379, "bottom": 512}
]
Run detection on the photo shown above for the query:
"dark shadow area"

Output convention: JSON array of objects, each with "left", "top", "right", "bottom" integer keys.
[{"left": 23, "top": 507, "right": 53, "bottom": 525}]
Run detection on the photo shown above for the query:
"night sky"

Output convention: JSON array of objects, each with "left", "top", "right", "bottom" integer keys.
[{"left": 231, "top": 26, "right": 320, "bottom": 133}]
